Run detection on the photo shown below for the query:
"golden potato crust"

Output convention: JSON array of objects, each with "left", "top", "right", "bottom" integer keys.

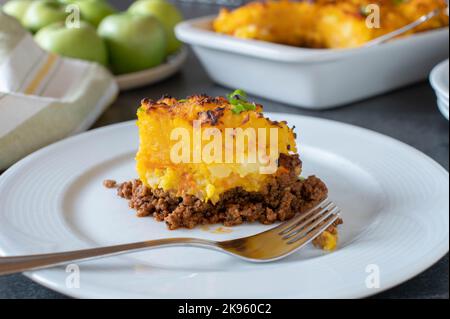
[
  {"left": 136, "top": 94, "right": 298, "bottom": 203},
  {"left": 213, "top": 0, "right": 449, "bottom": 48}
]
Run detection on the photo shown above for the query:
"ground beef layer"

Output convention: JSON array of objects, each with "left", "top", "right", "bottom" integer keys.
[{"left": 112, "top": 154, "right": 341, "bottom": 233}]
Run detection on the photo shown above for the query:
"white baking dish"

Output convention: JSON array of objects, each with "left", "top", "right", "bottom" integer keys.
[{"left": 176, "top": 16, "right": 449, "bottom": 109}]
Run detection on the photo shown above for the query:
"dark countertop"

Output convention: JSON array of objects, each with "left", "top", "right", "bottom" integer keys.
[{"left": 0, "top": 0, "right": 448, "bottom": 299}]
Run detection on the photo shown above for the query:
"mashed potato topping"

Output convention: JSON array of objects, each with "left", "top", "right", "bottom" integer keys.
[{"left": 136, "top": 94, "right": 297, "bottom": 203}]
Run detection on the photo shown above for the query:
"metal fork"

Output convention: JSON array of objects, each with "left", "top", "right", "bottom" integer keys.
[
  {"left": 364, "top": 8, "right": 447, "bottom": 47},
  {"left": 0, "top": 199, "right": 340, "bottom": 276}
]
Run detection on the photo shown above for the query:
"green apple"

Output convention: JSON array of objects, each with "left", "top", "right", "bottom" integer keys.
[
  {"left": 35, "top": 21, "right": 108, "bottom": 65},
  {"left": 98, "top": 12, "right": 167, "bottom": 74},
  {"left": 2, "top": 0, "right": 33, "bottom": 22},
  {"left": 69, "top": 0, "right": 116, "bottom": 27},
  {"left": 22, "top": 0, "right": 68, "bottom": 33},
  {"left": 128, "top": 0, "right": 183, "bottom": 54}
]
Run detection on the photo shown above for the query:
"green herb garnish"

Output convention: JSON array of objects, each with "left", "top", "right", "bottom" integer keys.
[{"left": 227, "top": 89, "right": 256, "bottom": 114}]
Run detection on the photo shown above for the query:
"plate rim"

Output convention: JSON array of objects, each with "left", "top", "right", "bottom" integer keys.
[{"left": 0, "top": 114, "right": 448, "bottom": 299}]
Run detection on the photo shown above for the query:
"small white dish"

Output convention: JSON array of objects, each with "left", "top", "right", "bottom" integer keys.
[
  {"left": 437, "top": 91, "right": 449, "bottom": 106},
  {"left": 115, "top": 47, "right": 188, "bottom": 91},
  {"left": 430, "top": 59, "right": 450, "bottom": 121},
  {"left": 437, "top": 97, "right": 449, "bottom": 120},
  {"left": 176, "top": 16, "right": 449, "bottom": 109},
  {"left": 0, "top": 114, "right": 448, "bottom": 299},
  {"left": 430, "top": 59, "right": 449, "bottom": 100}
]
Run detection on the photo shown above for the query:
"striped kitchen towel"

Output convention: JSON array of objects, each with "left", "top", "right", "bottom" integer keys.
[{"left": 0, "top": 11, "right": 118, "bottom": 170}]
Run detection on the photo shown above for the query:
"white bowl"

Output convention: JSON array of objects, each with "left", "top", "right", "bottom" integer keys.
[
  {"left": 430, "top": 59, "right": 449, "bottom": 121},
  {"left": 115, "top": 47, "right": 188, "bottom": 91},
  {"left": 437, "top": 97, "right": 449, "bottom": 120},
  {"left": 437, "top": 91, "right": 449, "bottom": 107},
  {"left": 176, "top": 16, "right": 449, "bottom": 109},
  {"left": 430, "top": 59, "right": 449, "bottom": 101}
]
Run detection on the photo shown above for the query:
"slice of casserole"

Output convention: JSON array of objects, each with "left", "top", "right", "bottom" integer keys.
[{"left": 115, "top": 93, "right": 342, "bottom": 251}]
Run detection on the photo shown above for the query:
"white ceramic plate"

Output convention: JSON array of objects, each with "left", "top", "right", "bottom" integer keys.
[
  {"left": 115, "top": 47, "right": 188, "bottom": 91},
  {"left": 0, "top": 114, "right": 448, "bottom": 299}
]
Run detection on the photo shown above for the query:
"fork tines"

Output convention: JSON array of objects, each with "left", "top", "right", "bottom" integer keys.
[{"left": 278, "top": 199, "right": 341, "bottom": 245}]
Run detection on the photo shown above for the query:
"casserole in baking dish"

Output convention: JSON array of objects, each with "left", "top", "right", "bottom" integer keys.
[{"left": 176, "top": 1, "right": 449, "bottom": 109}]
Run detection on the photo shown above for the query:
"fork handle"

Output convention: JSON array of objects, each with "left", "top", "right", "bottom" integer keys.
[{"left": 0, "top": 238, "right": 218, "bottom": 276}]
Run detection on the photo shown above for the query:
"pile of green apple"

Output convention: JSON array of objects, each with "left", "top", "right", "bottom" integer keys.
[{"left": 2, "top": 0, "right": 183, "bottom": 74}]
